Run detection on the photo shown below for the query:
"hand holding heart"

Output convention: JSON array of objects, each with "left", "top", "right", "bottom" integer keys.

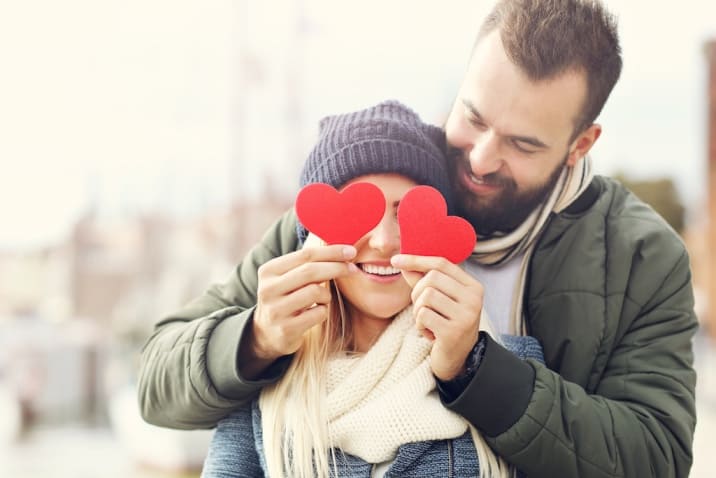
[
  {"left": 394, "top": 185, "right": 483, "bottom": 380},
  {"left": 240, "top": 244, "right": 358, "bottom": 380},
  {"left": 391, "top": 254, "right": 484, "bottom": 381}
]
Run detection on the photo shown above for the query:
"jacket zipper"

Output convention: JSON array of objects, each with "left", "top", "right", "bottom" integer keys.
[{"left": 447, "top": 440, "right": 454, "bottom": 477}]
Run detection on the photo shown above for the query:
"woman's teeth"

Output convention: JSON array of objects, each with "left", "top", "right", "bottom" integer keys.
[{"left": 360, "top": 264, "right": 401, "bottom": 276}]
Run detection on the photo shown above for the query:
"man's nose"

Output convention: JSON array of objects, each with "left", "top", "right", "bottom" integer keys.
[{"left": 467, "top": 132, "right": 502, "bottom": 177}]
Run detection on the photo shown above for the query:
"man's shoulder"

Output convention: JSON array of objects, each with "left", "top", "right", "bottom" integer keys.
[
  {"left": 558, "top": 176, "right": 691, "bottom": 304},
  {"left": 591, "top": 176, "right": 686, "bottom": 255},
  {"left": 561, "top": 175, "right": 686, "bottom": 254},
  {"left": 537, "top": 175, "right": 689, "bottom": 289}
]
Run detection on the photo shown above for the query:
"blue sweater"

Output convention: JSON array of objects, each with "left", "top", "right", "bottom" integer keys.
[{"left": 201, "top": 335, "right": 544, "bottom": 478}]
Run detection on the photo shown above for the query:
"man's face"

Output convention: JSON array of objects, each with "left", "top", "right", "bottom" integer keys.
[{"left": 444, "top": 30, "right": 599, "bottom": 235}]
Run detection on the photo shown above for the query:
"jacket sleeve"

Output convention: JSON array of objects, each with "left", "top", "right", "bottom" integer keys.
[
  {"left": 443, "top": 248, "right": 697, "bottom": 477},
  {"left": 137, "top": 210, "right": 300, "bottom": 429}
]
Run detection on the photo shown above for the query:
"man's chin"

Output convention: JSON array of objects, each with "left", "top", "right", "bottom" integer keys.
[
  {"left": 458, "top": 197, "right": 528, "bottom": 236},
  {"left": 457, "top": 192, "right": 503, "bottom": 217}
]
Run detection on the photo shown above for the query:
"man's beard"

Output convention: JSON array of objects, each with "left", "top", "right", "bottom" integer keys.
[{"left": 448, "top": 147, "right": 567, "bottom": 237}]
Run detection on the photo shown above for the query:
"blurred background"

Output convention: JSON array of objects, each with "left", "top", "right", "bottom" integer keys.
[{"left": 0, "top": 0, "right": 715, "bottom": 476}]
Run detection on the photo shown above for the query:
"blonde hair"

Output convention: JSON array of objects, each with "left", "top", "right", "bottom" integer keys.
[
  {"left": 466, "top": 313, "right": 513, "bottom": 478},
  {"left": 259, "top": 236, "right": 513, "bottom": 477}
]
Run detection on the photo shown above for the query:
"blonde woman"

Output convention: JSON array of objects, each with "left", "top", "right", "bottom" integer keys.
[{"left": 201, "top": 101, "right": 543, "bottom": 478}]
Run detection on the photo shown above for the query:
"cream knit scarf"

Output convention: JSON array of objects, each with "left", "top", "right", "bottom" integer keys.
[
  {"left": 470, "top": 157, "right": 594, "bottom": 334},
  {"left": 326, "top": 307, "right": 467, "bottom": 463}
]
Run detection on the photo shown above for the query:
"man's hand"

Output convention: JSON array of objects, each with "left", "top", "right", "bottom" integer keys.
[
  {"left": 391, "top": 254, "right": 484, "bottom": 381},
  {"left": 239, "top": 244, "right": 357, "bottom": 379}
]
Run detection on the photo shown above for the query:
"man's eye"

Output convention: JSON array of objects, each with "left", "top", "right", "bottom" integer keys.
[
  {"left": 513, "top": 140, "right": 537, "bottom": 154},
  {"left": 466, "top": 113, "right": 486, "bottom": 129}
]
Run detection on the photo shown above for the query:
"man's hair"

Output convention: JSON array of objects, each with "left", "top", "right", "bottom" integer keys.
[{"left": 477, "top": 0, "right": 622, "bottom": 136}]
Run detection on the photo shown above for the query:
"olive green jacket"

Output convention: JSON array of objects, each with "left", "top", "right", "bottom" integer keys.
[{"left": 138, "top": 176, "right": 697, "bottom": 477}]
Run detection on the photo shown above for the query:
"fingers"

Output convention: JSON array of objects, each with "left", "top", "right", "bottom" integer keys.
[
  {"left": 414, "top": 306, "right": 440, "bottom": 340},
  {"left": 414, "top": 300, "right": 480, "bottom": 382},
  {"left": 252, "top": 244, "right": 357, "bottom": 359},
  {"left": 399, "top": 270, "right": 423, "bottom": 288},
  {"left": 393, "top": 253, "right": 484, "bottom": 323},
  {"left": 291, "top": 303, "right": 330, "bottom": 330},
  {"left": 411, "top": 270, "right": 459, "bottom": 303},
  {"left": 259, "top": 247, "right": 358, "bottom": 298},
  {"left": 407, "top": 265, "right": 483, "bottom": 356},
  {"left": 270, "top": 261, "right": 356, "bottom": 296},
  {"left": 394, "top": 255, "right": 484, "bottom": 382},
  {"left": 253, "top": 302, "right": 329, "bottom": 358},
  {"left": 278, "top": 282, "right": 332, "bottom": 317},
  {"left": 413, "top": 285, "right": 466, "bottom": 323},
  {"left": 260, "top": 245, "right": 356, "bottom": 277},
  {"left": 253, "top": 285, "right": 330, "bottom": 358},
  {"left": 256, "top": 281, "right": 331, "bottom": 333},
  {"left": 391, "top": 254, "right": 474, "bottom": 287}
]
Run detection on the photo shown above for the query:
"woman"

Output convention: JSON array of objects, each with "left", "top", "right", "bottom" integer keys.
[{"left": 201, "top": 101, "right": 543, "bottom": 478}]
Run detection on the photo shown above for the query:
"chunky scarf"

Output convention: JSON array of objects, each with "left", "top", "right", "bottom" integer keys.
[
  {"left": 326, "top": 307, "right": 467, "bottom": 463},
  {"left": 469, "top": 157, "right": 594, "bottom": 334}
]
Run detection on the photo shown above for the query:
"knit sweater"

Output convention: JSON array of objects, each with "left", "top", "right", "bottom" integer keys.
[{"left": 201, "top": 334, "right": 544, "bottom": 478}]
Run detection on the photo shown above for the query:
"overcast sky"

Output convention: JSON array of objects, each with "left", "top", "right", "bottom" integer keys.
[{"left": 1, "top": 0, "right": 715, "bottom": 249}]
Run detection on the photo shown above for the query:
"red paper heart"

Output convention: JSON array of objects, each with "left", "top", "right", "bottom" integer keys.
[
  {"left": 295, "top": 182, "right": 386, "bottom": 245},
  {"left": 397, "top": 185, "right": 476, "bottom": 264}
]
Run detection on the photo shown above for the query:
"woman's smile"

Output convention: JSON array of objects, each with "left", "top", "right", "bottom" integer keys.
[{"left": 357, "top": 261, "right": 403, "bottom": 284}]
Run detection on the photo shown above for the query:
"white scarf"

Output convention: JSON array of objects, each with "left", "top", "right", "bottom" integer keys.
[
  {"left": 326, "top": 307, "right": 467, "bottom": 463},
  {"left": 470, "top": 157, "right": 594, "bottom": 334}
]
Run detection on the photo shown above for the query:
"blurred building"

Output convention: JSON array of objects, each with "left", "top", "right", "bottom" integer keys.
[
  {"left": 706, "top": 39, "right": 716, "bottom": 337},
  {"left": 0, "top": 194, "right": 290, "bottom": 430}
]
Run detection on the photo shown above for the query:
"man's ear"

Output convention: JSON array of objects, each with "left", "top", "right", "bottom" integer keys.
[{"left": 566, "top": 123, "right": 602, "bottom": 167}]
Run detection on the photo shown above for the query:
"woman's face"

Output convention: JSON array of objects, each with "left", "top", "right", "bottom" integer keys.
[{"left": 334, "top": 173, "right": 416, "bottom": 331}]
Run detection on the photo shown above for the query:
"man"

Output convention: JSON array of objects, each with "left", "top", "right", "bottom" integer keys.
[{"left": 138, "top": 1, "right": 697, "bottom": 476}]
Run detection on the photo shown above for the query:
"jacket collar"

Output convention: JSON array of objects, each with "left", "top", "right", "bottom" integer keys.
[{"left": 562, "top": 176, "right": 603, "bottom": 215}]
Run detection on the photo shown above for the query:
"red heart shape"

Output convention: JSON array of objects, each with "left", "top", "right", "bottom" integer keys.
[
  {"left": 397, "top": 185, "right": 476, "bottom": 264},
  {"left": 295, "top": 182, "right": 386, "bottom": 245}
]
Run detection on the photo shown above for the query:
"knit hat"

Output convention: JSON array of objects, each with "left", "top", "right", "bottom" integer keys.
[{"left": 297, "top": 100, "right": 452, "bottom": 243}]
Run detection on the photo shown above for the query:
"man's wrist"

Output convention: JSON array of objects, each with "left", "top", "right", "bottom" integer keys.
[{"left": 436, "top": 332, "right": 487, "bottom": 401}]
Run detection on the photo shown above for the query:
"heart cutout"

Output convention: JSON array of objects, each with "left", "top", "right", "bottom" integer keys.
[
  {"left": 295, "top": 182, "right": 386, "bottom": 245},
  {"left": 397, "top": 185, "right": 476, "bottom": 264}
]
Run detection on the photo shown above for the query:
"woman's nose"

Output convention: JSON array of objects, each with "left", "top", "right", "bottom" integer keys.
[{"left": 367, "top": 215, "right": 401, "bottom": 254}]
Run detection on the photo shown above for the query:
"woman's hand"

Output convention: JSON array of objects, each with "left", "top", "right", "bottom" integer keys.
[
  {"left": 240, "top": 244, "right": 357, "bottom": 379},
  {"left": 391, "top": 254, "right": 484, "bottom": 382}
]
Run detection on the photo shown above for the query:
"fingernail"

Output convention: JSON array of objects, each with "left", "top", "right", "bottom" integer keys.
[
  {"left": 391, "top": 255, "right": 405, "bottom": 267},
  {"left": 342, "top": 246, "right": 356, "bottom": 259}
]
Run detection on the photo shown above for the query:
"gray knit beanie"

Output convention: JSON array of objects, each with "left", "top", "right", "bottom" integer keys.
[{"left": 297, "top": 100, "right": 452, "bottom": 243}]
